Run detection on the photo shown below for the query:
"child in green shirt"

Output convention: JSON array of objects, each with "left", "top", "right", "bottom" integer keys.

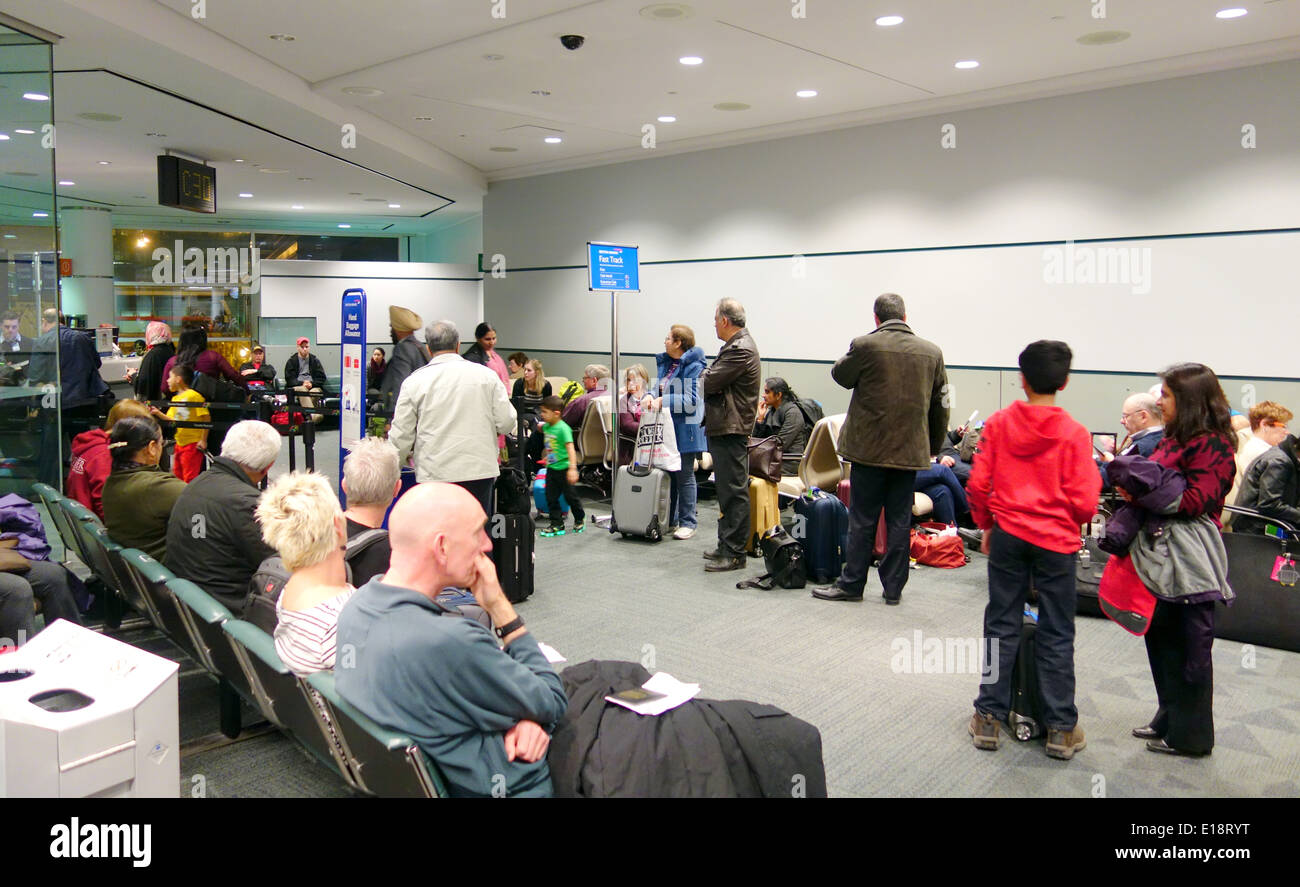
[{"left": 539, "top": 395, "right": 585, "bottom": 537}]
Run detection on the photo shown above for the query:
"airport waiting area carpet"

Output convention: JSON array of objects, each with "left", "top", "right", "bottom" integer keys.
[{"left": 74, "top": 431, "right": 1300, "bottom": 797}]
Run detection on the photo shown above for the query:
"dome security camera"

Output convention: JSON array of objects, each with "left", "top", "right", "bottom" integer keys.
[{"left": 560, "top": 34, "right": 585, "bottom": 50}]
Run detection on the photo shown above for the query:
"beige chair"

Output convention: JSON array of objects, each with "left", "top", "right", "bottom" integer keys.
[
  {"left": 545, "top": 376, "right": 569, "bottom": 396},
  {"left": 788, "top": 413, "right": 934, "bottom": 517},
  {"left": 576, "top": 398, "right": 611, "bottom": 467}
]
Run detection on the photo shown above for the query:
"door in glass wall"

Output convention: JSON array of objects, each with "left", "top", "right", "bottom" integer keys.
[{"left": 0, "top": 26, "right": 58, "bottom": 497}]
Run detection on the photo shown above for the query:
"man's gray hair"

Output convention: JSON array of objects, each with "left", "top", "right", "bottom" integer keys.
[
  {"left": 1127, "top": 391, "right": 1162, "bottom": 421},
  {"left": 584, "top": 363, "right": 610, "bottom": 380},
  {"left": 874, "top": 293, "right": 906, "bottom": 322},
  {"left": 221, "top": 420, "right": 283, "bottom": 472},
  {"left": 425, "top": 319, "right": 460, "bottom": 354},
  {"left": 343, "top": 436, "right": 401, "bottom": 507},
  {"left": 716, "top": 298, "right": 746, "bottom": 328}
]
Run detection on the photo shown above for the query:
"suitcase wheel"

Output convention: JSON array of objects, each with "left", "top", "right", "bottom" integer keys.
[{"left": 647, "top": 516, "right": 662, "bottom": 543}]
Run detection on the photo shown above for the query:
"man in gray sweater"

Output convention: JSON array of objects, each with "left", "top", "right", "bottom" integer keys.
[{"left": 335, "top": 482, "right": 568, "bottom": 797}]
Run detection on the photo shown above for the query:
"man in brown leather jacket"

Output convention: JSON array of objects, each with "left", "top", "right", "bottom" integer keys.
[
  {"left": 699, "top": 299, "right": 761, "bottom": 572},
  {"left": 812, "top": 293, "right": 948, "bottom": 604}
]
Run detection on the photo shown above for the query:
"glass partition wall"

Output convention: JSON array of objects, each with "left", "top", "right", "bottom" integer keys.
[{"left": 0, "top": 25, "right": 58, "bottom": 496}]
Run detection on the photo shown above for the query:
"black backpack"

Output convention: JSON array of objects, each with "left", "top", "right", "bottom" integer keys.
[
  {"left": 496, "top": 466, "right": 532, "bottom": 515},
  {"left": 244, "top": 528, "right": 388, "bottom": 631},
  {"left": 737, "top": 526, "right": 807, "bottom": 590},
  {"left": 795, "top": 397, "right": 825, "bottom": 429}
]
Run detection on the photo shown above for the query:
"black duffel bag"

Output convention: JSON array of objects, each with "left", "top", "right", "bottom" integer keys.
[
  {"left": 496, "top": 465, "right": 532, "bottom": 515},
  {"left": 737, "top": 526, "right": 807, "bottom": 590}
]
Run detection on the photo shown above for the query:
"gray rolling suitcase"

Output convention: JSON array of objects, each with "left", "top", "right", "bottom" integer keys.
[{"left": 609, "top": 413, "right": 672, "bottom": 542}]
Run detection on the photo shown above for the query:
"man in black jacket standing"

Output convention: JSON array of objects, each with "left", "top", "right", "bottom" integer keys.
[
  {"left": 813, "top": 293, "right": 948, "bottom": 605},
  {"left": 380, "top": 305, "right": 427, "bottom": 412},
  {"left": 699, "top": 298, "right": 761, "bottom": 573},
  {"left": 165, "top": 420, "right": 281, "bottom": 613}
]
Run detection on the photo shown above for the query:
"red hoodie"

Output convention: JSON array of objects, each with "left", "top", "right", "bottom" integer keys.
[
  {"left": 967, "top": 399, "right": 1101, "bottom": 554},
  {"left": 67, "top": 428, "right": 111, "bottom": 519}
]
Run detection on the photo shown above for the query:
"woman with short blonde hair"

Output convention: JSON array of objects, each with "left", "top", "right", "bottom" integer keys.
[{"left": 255, "top": 471, "right": 354, "bottom": 676}]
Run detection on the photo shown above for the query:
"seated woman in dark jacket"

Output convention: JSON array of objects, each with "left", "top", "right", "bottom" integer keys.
[
  {"left": 753, "top": 377, "right": 808, "bottom": 475},
  {"left": 512, "top": 359, "right": 552, "bottom": 474},
  {"left": 101, "top": 416, "right": 189, "bottom": 561},
  {"left": 1233, "top": 433, "right": 1300, "bottom": 534}
]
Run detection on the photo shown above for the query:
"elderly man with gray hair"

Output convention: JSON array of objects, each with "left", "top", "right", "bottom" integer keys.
[
  {"left": 389, "top": 319, "right": 517, "bottom": 515},
  {"left": 165, "top": 419, "right": 282, "bottom": 613},
  {"left": 341, "top": 436, "right": 403, "bottom": 586},
  {"left": 561, "top": 363, "right": 612, "bottom": 430},
  {"left": 699, "top": 298, "right": 761, "bottom": 572}
]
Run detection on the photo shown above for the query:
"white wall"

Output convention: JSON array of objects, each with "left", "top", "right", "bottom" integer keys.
[{"left": 483, "top": 59, "right": 1300, "bottom": 381}]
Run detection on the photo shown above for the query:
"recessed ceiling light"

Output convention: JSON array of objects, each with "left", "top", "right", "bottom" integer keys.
[
  {"left": 490, "top": 146, "right": 518, "bottom": 152},
  {"left": 679, "top": 56, "right": 703, "bottom": 65},
  {"left": 3, "top": 234, "right": 14, "bottom": 239},
  {"left": 1216, "top": 7, "right": 1248, "bottom": 18},
  {"left": 1076, "top": 30, "right": 1130, "bottom": 45},
  {"left": 269, "top": 33, "right": 296, "bottom": 41},
  {"left": 145, "top": 132, "right": 167, "bottom": 138},
  {"left": 657, "top": 116, "right": 677, "bottom": 123},
  {"left": 640, "top": 3, "right": 694, "bottom": 21},
  {"left": 0, "top": 135, "right": 9, "bottom": 141},
  {"left": 531, "top": 89, "right": 551, "bottom": 96},
  {"left": 342, "top": 86, "right": 383, "bottom": 96},
  {"left": 291, "top": 204, "right": 304, "bottom": 210},
  {"left": 544, "top": 137, "right": 562, "bottom": 144},
  {"left": 14, "top": 129, "right": 33, "bottom": 134},
  {"left": 796, "top": 90, "right": 818, "bottom": 98},
  {"left": 875, "top": 15, "right": 904, "bottom": 26},
  {"left": 713, "top": 101, "right": 750, "bottom": 111},
  {"left": 258, "top": 167, "right": 288, "bottom": 174},
  {"left": 22, "top": 93, "right": 49, "bottom": 101},
  {"left": 238, "top": 192, "right": 253, "bottom": 198},
  {"left": 388, "top": 203, "right": 400, "bottom": 208},
  {"left": 58, "top": 180, "right": 74, "bottom": 186},
  {"left": 234, "top": 159, "right": 245, "bottom": 163},
  {"left": 97, "top": 160, "right": 111, "bottom": 165},
  {"left": 483, "top": 54, "right": 505, "bottom": 61},
  {"left": 954, "top": 60, "right": 980, "bottom": 69},
  {"left": 338, "top": 224, "right": 351, "bottom": 228},
  {"left": 32, "top": 212, "right": 48, "bottom": 217},
  {"left": 347, "top": 191, "right": 363, "bottom": 196}
]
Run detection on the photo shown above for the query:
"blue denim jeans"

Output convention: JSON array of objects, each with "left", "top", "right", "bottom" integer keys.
[
  {"left": 670, "top": 452, "right": 700, "bottom": 529},
  {"left": 975, "top": 527, "right": 1078, "bottom": 730},
  {"left": 914, "top": 463, "right": 969, "bottom": 525}
]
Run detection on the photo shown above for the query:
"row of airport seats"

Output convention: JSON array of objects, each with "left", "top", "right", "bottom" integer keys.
[
  {"left": 771, "top": 413, "right": 935, "bottom": 518},
  {"left": 32, "top": 483, "right": 450, "bottom": 798}
]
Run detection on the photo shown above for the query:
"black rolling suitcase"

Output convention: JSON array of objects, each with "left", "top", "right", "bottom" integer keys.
[
  {"left": 1075, "top": 536, "right": 1109, "bottom": 617},
  {"left": 1008, "top": 608, "right": 1044, "bottom": 741},
  {"left": 492, "top": 402, "right": 536, "bottom": 603}
]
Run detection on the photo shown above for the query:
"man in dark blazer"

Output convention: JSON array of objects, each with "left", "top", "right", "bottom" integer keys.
[{"left": 813, "top": 293, "right": 948, "bottom": 605}]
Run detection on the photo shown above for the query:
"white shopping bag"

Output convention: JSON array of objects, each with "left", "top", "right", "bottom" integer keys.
[{"left": 633, "top": 409, "right": 681, "bottom": 472}]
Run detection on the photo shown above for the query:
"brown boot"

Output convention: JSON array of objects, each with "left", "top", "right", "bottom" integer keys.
[
  {"left": 1046, "top": 725, "right": 1086, "bottom": 760},
  {"left": 969, "top": 711, "right": 1000, "bottom": 751}
]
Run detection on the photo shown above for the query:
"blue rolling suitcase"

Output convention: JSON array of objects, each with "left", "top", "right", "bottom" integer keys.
[
  {"left": 793, "top": 488, "right": 848, "bottom": 584},
  {"left": 532, "top": 468, "right": 569, "bottom": 518}
]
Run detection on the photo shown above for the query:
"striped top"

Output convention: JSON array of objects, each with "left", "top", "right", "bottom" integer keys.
[{"left": 274, "top": 586, "right": 356, "bottom": 677}]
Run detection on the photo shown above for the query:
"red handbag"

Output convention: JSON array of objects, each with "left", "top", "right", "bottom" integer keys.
[
  {"left": 1097, "top": 553, "right": 1156, "bottom": 635},
  {"left": 909, "top": 523, "right": 968, "bottom": 568}
]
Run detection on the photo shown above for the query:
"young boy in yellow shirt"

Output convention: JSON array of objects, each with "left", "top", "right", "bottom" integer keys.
[{"left": 151, "top": 363, "right": 210, "bottom": 482}]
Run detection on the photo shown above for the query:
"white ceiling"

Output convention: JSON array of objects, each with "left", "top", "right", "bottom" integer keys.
[{"left": 2, "top": 0, "right": 1299, "bottom": 230}]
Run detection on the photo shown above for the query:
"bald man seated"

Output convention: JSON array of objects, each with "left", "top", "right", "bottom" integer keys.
[{"left": 334, "top": 482, "right": 568, "bottom": 798}]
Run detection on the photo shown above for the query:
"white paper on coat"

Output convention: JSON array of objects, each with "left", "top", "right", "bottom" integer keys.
[{"left": 605, "top": 671, "right": 701, "bottom": 717}]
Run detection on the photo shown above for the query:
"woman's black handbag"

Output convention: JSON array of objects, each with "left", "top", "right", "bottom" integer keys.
[
  {"left": 747, "top": 435, "right": 782, "bottom": 484},
  {"left": 737, "top": 526, "right": 807, "bottom": 590}
]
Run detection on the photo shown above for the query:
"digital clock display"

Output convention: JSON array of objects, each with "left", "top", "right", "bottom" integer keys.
[{"left": 157, "top": 155, "right": 216, "bottom": 214}]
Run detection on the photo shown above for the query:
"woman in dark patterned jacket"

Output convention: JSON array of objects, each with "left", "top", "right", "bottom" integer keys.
[{"left": 1120, "top": 363, "right": 1237, "bottom": 757}]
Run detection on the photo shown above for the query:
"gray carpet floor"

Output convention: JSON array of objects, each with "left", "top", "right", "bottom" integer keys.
[{"left": 83, "top": 430, "right": 1300, "bottom": 796}]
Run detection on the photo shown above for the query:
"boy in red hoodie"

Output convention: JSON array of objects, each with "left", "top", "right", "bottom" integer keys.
[{"left": 967, "top": 340, "right": 1100, "bottom": 760}]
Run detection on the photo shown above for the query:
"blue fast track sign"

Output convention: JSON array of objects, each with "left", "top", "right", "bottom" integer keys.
[{"left": 588, "top": 242, "right": 640, "bottom": 292}]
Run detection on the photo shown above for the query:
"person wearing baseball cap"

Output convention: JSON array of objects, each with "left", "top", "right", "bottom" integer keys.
[
  {"left": 239, "top": 343, "right": 276, "bottom": 387},
  {"left": 380, "top": 304, "right": 429, "bottom": 410},
  {"left": 285, "top": 335, "right": 328, "bottom": 424}
]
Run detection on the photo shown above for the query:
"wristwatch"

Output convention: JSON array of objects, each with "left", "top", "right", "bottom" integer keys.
[{"left": 494, "top": 616, "right": 525, "bottom": 640}]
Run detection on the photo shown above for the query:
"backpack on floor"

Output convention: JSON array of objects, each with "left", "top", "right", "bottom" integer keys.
[{"left": 737, "top": 526, "right": 807, "bottom": 590}]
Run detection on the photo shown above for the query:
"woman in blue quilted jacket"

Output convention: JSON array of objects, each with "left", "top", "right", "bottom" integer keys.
[{"left": 645, "top": 325, "right": 708, "bottom": 540}]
